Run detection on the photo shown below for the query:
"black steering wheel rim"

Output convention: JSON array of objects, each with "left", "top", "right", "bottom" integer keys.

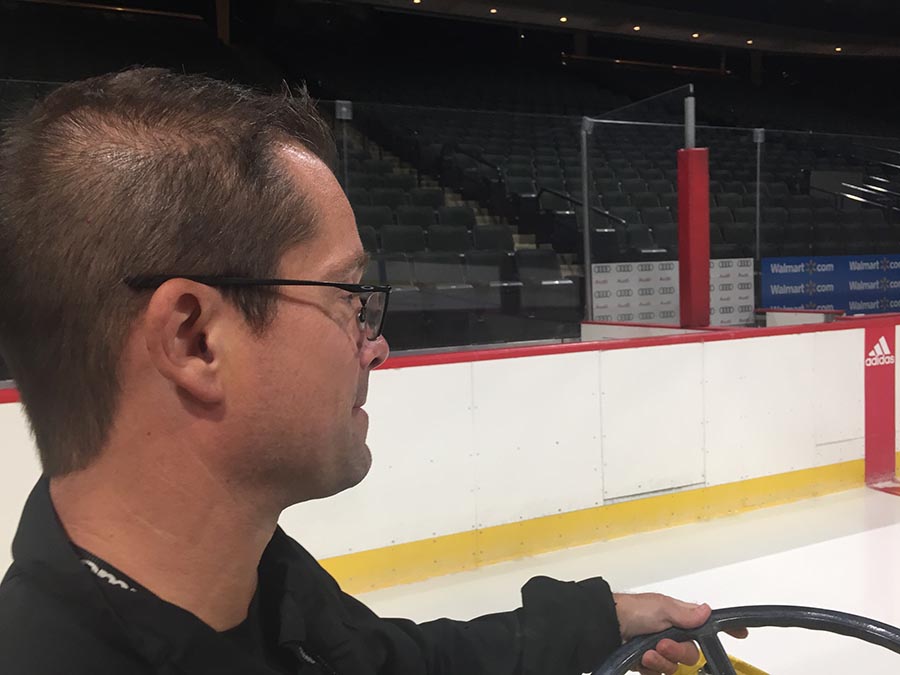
[{"left": 592, "top": 605, "right": 900, "bottom": 675}]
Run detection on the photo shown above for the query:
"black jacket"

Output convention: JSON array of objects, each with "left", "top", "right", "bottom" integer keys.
[{"left": 0, "top": 478, "right": 622, "bottom": 674}]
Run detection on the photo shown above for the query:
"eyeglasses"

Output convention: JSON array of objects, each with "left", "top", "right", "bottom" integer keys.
[{"left": 124, "top": 275, "right": 391, "bottom": 341}]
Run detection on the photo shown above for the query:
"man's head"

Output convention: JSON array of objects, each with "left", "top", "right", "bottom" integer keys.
[{"left": 0, "top": 68, "right": 388, "bottom": 501}]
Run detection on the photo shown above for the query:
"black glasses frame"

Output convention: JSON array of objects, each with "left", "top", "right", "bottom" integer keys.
[{"left": 124, "top": 275, "right": 392, "bottom": 341}]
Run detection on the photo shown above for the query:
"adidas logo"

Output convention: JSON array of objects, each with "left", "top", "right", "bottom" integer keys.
[{"left": 865, "top": 336, "right": 896, "bottom": 367}]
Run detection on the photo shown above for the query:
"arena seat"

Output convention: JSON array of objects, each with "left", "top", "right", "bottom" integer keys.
[
  {"left": 610, "top": 207, "right": 642, "bottom": 225},
  {"left": 621, "top": 179, "right": 649, "bottom": 194},
  {"left": 710, "top": 207, "right": 735, "bottom": 225},
  {"left": 631, "top": 192, "right": 660, "bottom": 209},
  {"left": 788, "top": 208, "right": 814, "bottom": 224},
  {"left": 397, "top": 206, "right": 437, "bottom": 229},
  {"left": 358, "top": 226, "right": 378, "bottom": 252},
  {"left": 381, "top": 225, "right": 427, "bottom": 253},
  {"left": 437, "top": 206, "right": 477, "bottom": 228},
  {"left": 353, "top": 205, "right": 395, "bottom": 229},
  {"left": 428, "top": 225, "right": 471, "bottom": 252},
  {"left": 381, "top": 174, "right": 418, "bottom": 191},
  {"left": 347, "top": 188, "right": 371, "bottom": 206},
  {"left": 784, "top": 222, "right": 814, "bottom": 244},
  {"left": 626, "top": 224, "right": 655, "bottom": 251},
  {"left": 474, "top": 225, "right": 515, "bottom": 251},
  {"left": 763, "top": 207, "right": 789, "bottom": 226},
  {"left": 717, "top": 193, "right": 744, "bottom": 210},
  {"left": 647, "top": 180, "right": 675, "bottom": 194},
  {"left": 659, "top": 193, "right": 679, "bottom": 211},
  {"left": 600, "top": 192, "right": 630, "bottom": 209},
  {"left": 640, "top": 207, "right": 674, "bottom": 226},
  {"left": 370, "top": 188, "right": 408, "bottom": 211},
  {"left": 410, "top": 188, "right": 445, "bottom": 208}
]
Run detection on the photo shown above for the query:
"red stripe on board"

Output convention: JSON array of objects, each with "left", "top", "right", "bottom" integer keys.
[
  {"left": 0, "top": 388, "right": 21, "bottom": 404},
  {"left": 864, "top": 321, "right": 897, "bottom": 484},
  {"left": 380, "top": 319, "right": 867, "bottom": 370},
  {"left": 677, "top": 148, "right": 711, "bottom": 328}
]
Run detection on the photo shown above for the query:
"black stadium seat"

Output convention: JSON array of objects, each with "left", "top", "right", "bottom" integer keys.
[
  {"left": 734, "top": 207, "right": 757, "bottom": 223},
  {"left": 474, "top": 225, "right": 515, "bottom": 250},
  {"left": 410, "top": 188, "right": 445, "bottom": 208},
  {"left": 631, "top": 192, "right": 660, "bottom": 208},
  {"left": 347, "top": 188, "right": 370, "bottom": 206},
  {"left": 506, "top": 177, "right": 536, "bottom": 196},
  {"left": 660, "top": 193, "right": 679, "bottom": 211},
  {"left": 381, "top": 225, "right": 427, "bottom": 253},
  {"left": 610, "top": 207, "right": 641, "bottom": 225},
  {"left": 784, "top": 222, "right": 813, "bottom": 244},
  {"left": 710, "top": 207, "right": 735, "bottom": 225},
  {"left": 716, "top": 193, "right": 743, "bottom": 210},
  {"left": 601, "top": 192, "right": 630, "bottom": 208},
  {"left": 653, "top": 223, "right": 678, "bottom": 249},
  {"left": 382, "top": 173, "right": 417, "bottom": 190},
  {"left": 353, "top": 205, "right": 394, "bottom": 229},
  {"left": 621, "top": 179, "right": 648, "bottom": 194},
  {"left": 640, "top": 207, "right": 674, "bottom": 226},
  {"left": 358, "top": 226, "right": 378, "bottom": 252},
  {"left": 763, "top": 207, "right": 789, "bottom": 226},
  {"left": 438, "top": 206, "right": 477, "bottom": 228},
  {"left": 595, "top": 178, "right": 621, "bottom": 193},
  {"left": 428, "top": 225, "right": 471, "bottom": 252},
  {"left": 647, "top": 180, "right": 675, "bottom": 194},
  {"left": 788, "top": 208, "right": 813, "bottom": 224},
  {"left": 397, "top": 205, "right": 436, "bottom": 228},
  {"left": 626, "top": 224, "right": 655, "bottom": 250},
  {"left": 370, "top": 188, "right": 408, "bottom": 210},
  {"left": 412, "top": 251, "right": 468, "bottom": 285},
  {"left": 814, "top": 222, "right": 844, "bottom": 244}
]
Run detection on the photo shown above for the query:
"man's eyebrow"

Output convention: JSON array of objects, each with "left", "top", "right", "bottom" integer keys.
[{"left": 325, "top": 252, "right": 370, "bottom": 281}]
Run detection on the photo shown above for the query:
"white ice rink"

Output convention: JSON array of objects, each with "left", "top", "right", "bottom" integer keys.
[{"left": 358, "top": 488, "right": 900, "bottom": 673}]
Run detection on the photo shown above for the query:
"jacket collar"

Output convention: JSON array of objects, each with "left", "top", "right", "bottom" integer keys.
[{"left": 10, "top": 477, "right": 311, "bottom": 674}]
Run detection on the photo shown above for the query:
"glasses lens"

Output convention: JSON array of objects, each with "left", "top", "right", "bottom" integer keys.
[{"left": 365, "top": 291, "right": 386, "bottom": 340}]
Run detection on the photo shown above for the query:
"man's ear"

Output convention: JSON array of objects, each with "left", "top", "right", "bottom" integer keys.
[{"left": 141, "top": 280, "right": 228, "bottom": 404}]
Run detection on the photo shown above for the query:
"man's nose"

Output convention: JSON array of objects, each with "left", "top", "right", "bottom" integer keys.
[{"left": 360, "top": 335, "right": 390, "bottom": 370}]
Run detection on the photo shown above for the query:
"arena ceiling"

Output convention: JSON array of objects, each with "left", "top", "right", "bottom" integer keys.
[{"left": 350, "top": 0, "right": 900, "bottom": 57}]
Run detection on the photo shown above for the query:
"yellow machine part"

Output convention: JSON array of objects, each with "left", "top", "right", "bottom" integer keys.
[{"left": 674, "top": 652, "right": 770, "bottom": 675}]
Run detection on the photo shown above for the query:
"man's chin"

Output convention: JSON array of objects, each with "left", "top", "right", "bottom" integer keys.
[{"left": 318, "top": 443, "right": 372, "bottom": 500}]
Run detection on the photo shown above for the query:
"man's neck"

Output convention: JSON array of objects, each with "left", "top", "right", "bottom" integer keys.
[{"left": 49, "top": 446, "right": 279, "bottom": 631}]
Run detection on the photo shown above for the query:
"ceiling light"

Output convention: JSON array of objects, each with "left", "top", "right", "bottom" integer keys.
[
  {"left": 692, "top": 33, "right": 700, "bottom": 39},
  {"left": 520, "top": 33, "right": 525, "bottom": 39},
  {"left": 835, "top": 46, "right": 843, "bottom": 52},
  {"left": 489, "top": 7, "right": 497, "bottom": 13},
  {"left": 746, "top": 39, "right": 754, "bottom": 45},
  {"left": 633, "top": 25, "right": 641, "bottom": 31},
  {"left": 559, "top": 16, "right": 568, "bottom": 23},
  {"left": 412, "top": 0, "right": 421, "bottom": 3}
]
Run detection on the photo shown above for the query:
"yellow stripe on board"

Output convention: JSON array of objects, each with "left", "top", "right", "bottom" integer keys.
[{"left": 322, "top": 459, "right": 867, "bottom": 594}]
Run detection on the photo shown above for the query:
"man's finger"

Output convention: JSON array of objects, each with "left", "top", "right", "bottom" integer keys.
[
  {"left": 726, "top": 627, "right": 750, "bottom": 639},
  {"left": 655, "top": 638, "right": 700, "bottom": 666},
  {"left": 641, "top": 649, "right": 679, "bottom": 675}
]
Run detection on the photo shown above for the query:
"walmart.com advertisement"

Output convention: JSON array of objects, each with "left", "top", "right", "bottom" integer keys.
[{"left": 761, "top": 256, "right": 900, "bottom": 312}]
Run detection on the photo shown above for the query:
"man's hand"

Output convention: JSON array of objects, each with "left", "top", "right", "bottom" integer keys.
[{"left": 613, "top": 593, "right": 749, "bottom": 675}]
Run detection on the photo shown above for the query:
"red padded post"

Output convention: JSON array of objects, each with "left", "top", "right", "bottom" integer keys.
[
  {"left": 677, "top": 148, "right": 711, "bottom": 328},
  {"left": 865, "top": 320, "right": 897, "bottom": 486}
]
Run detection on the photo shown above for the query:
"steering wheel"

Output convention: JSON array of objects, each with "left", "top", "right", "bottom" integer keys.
[{"left": 593, "top": 605, "right": 900, "bottom": 675}]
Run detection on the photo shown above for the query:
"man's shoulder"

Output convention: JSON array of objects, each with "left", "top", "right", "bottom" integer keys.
[{"left": 0, "top": 565, "right": 153, "bottom": 675}]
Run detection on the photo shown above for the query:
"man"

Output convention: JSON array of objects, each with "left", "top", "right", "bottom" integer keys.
[{"left": 0, "top": 68, "right": 739, "bottom": 675}]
